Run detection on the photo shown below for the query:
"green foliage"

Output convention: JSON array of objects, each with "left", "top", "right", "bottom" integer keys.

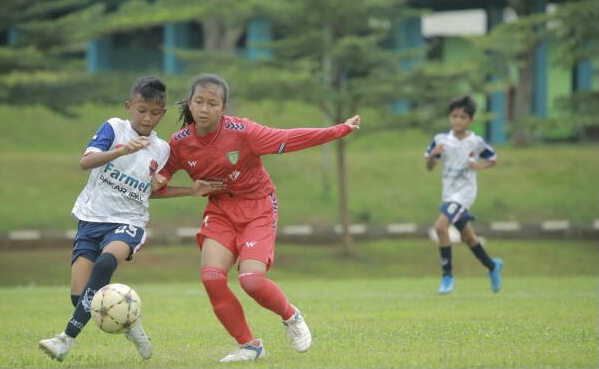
[
  {"left": 469, "top": 0, "right": 599, "bottom": 144},
  {"left": 546, "top": 0, "right": 599, "bottom": 68},
  {"left": 2, "top": 0, "right": 596, "bottom": 144}
]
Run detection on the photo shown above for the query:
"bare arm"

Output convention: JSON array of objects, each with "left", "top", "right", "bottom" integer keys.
[
  {"left": 80, "top": 136, "right": 151, "bottom": 170},
  {"left": 425, "top": 156, "right": 437, "bottom": 171},
  {"left": 425, "top": 144, "right": 444, "bottom": 172},
  {"left": 468, "top": 158, "right": 497, "bottom": 171},
  {"left": 150, "top": 175, "right": 226, "bottom": 199}
]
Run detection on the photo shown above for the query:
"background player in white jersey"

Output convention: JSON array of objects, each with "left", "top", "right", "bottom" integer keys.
[
  {"left": 424, "top": 95, "right": 503, "bottom": 295},
  {"left": 38, "top": 76, "right": 173, "bottom": 362}
]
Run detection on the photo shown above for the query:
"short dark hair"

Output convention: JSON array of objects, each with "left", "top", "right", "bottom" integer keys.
[
  {"left": 130, "top": 76, "right": 167, "bottom": 104},
  {"left": 178, "top": 73, "right": 230, "bottom": 127},
  {"left": 448, "top": 95, "right": 476, "bottom": 118}
]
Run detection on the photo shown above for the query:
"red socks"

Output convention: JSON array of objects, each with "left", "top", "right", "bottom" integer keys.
[
  {"left": 201, "top": 267, "right": 297, "bottom": 345},
  {"left": 239, "top": 271, "right": 296, "bottom": 320},
  {"left": 201, "top": 267, "right": 253, "bottom": 344}
]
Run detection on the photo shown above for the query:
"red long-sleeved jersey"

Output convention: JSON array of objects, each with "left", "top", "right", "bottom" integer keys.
[{"left": 160, "top": 115, "right": 353, "bottom": 200}]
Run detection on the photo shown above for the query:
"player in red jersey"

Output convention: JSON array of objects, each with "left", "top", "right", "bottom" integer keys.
[{"left": 152, "top": 73, "right": 361, "bottom": 362}]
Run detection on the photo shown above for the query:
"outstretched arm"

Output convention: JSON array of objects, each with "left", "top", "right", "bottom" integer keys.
[{"left": 275, "top": 115, "right": 361, "bottom": 154}]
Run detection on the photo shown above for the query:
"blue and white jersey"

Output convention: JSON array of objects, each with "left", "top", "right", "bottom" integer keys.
[
  {"left": 424, "top": 130, "right": 496, "bottom": 209},
  {"left": 72, "top": 118, "right": 170, "bottom": 228}
]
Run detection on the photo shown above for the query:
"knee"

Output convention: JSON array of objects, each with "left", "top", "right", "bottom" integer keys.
[
  {"left": 462, "top": 234, "right": 477, "bottom": 246},
  {"left": 201, "top": 267, "right": 228, "bottom": 285},
  {"left": 434, "top": 222, "right": 448, "bottom": 236},
  {"left": 92, "top": 253, "right": 118, "bottom": 275},
  {"left": 239, "top": 272, "right": 266, "bottom": 295}
]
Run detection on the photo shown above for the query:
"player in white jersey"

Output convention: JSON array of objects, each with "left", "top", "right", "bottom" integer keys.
[
  {"left": 39, "top": 76, "right": 171, "bottom": 362},
  {"left": 425, "top": 95, "right": 503, "bottom": 295}
]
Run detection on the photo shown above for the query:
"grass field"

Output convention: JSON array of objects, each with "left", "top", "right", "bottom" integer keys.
[
  {"left": 0, "top": 239, "right": 597, "bottom": 368},
  {"left": 1, "top": 278, "right": 597, "bottom": 369},
  {"left": 1, "top": 101, "right": 597, "bottom": 368}
]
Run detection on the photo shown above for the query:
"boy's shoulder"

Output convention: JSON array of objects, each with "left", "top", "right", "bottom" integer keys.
[{"left": 432, "top": 131, "right": 451, "bottom": 141}]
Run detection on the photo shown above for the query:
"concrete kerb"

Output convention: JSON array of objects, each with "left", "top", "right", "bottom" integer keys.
[{"left": 1, "top": 220, "right": 597, "bottom": 250}]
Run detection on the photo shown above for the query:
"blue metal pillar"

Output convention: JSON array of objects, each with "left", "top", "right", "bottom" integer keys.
[
  {"left": 164, "top": 22, "right": 189, "bottom": 75},
  {"left": 394, "top": 17, "right": 423, "bottom": 113},
  {"left": 246, "top": 18, "right": 272, "bottom": 61},
  {"left": 87, "top": 38, "right": 112, "bottom": 74},
  {"left": 485, "top": 5, "right": 507, "bottom": 144},
  {"left": 531, "top": 0, "right": 548, "bottom": 117},
  {"left": 573, "top": 58, "right": 592, "bottom": 91},
  {"left": 7, "top": 27, "right": 18, "bottom": 45}
]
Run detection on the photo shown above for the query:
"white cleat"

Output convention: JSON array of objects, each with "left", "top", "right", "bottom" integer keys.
[
  {"left": 39, "top": 332, "right": 75, "bottom": 362},
  {"left": 219, "top": 339, "right": 266, "bottom": 362},
  {"left": 125, "top": 319, "right": 152, "bottom": 360},
  {"left": 283, "top": 307, "right": 312, "bottom": 352}
]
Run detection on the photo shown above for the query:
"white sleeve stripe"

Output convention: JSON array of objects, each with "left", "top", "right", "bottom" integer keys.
[{"left": 277, "top": 143, "right": 286, "bottom": 154}]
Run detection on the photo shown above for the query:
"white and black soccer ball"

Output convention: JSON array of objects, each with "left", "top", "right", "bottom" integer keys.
[{"left": 90, "top": 283, "right": 142, "bottom": 334}]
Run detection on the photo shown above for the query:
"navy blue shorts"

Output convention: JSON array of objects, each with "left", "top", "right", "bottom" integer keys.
[
  {"left": 439, "top": 202, "right": 476, "bottom": 231},
  {"left": 71, "top": 221, "right": 147, "bottom": 264}
]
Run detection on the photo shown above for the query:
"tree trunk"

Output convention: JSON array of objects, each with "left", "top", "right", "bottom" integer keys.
[
  {"left": 507, "top": 0, "right": 541, "bottom": 147},
  {"left": 512, "top": 49, "right": 535, "bottom": 146},
  {"left": 202, "top": 18, "right": 244, "bottom": 55},
  {"left": 335, "top": 136, "right": 354, "bottom": 256}
]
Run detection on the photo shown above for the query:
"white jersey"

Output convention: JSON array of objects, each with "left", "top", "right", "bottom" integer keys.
[
  {"left": 71, "top": 118, "right": 170, "bottom": 228},
  {"left": 424, "top": 130, "right": 496, "bottom": 209}
]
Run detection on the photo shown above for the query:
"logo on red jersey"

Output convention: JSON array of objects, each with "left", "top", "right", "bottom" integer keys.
[
  {"left": 226, "top": 151, "right": 239, "bottom": 165},
  {"left": 172, "top": 127, "right": 192, "bottom": 141},
  {"left": 149, "top": 160, "right": 158, "bottom": 175}
]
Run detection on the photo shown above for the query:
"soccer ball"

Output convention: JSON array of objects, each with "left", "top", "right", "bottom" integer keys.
[{"left": 90, "top": 283, "right": 142, "bottom": 334}]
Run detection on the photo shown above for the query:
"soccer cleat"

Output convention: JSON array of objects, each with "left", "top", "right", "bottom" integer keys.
[
  {"left": 219, "top": 339, "right": 266, "bottom": 362},
  {"left": 283, "top": 307, "right": 312, "bottom": 352},
  {"left": 489, "top": 258, "right": 503, "bottom": 293},
  {"left": 39, "top": 332, "right": 75, "bottom": 362},
  {"left": 125, "top": 318, "right": 152, "bottom": 360},
  {"left": 438, "top": 275, "right": 454, "bottom": 294}
]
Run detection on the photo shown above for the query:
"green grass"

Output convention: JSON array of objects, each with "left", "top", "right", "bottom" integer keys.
[
  {"left": 1, "top": 239, "right": 597, "bottom": 287},
  {"left": 1, "top": 239, "right": 597, "bottom": 368},
  {"left": 0, "top": 102, "right": 598, "bottom": 233},
  {"left": 1, "top": 278, "right": 597, "bottom": 368}
]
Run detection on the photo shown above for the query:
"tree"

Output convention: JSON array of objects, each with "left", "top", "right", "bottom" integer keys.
[
  {"left": 546, "top": 0, "right": 599, "bottom": 139},
  {"left": 471, "top": 0, "right": 598, "bottom": 145},
  {"left": 0, "top": 0, "right": 140, "bottom": 114},
  {"left": 97, "top": 0, "right": 493, "bottom": 255},
  {"left": 192, "top": 0, "right": 428, "bottom": 255},
  {"left": 79, "top": 0, "right": 265, "bottom": 56}
]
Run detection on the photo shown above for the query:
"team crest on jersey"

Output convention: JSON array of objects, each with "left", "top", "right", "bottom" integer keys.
[
  {"left": 226, "top": 151, "right": 239, "bottom": 164},
  {"left": 149, "top": 160, "right": 158, "bottom": 175}
]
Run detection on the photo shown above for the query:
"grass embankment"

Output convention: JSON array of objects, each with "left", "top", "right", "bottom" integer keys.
[{"left": 0, "top": 102, "right": 597, "bottom": 233}]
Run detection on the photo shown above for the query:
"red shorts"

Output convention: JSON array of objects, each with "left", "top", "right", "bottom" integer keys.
[{"left": 196, "top": 193, "right": 278, "bottom": 269}]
